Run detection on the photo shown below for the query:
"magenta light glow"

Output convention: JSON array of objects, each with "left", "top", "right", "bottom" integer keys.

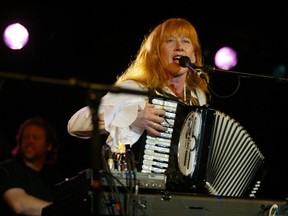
[
  {"left": 214, "top": 46, "right": 238, "bottom": 70},
  {"left": 3, "top": 23, "right": 29, "bottom": 50}
]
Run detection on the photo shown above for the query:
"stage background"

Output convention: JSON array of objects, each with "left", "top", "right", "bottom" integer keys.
[{"left": 0, "top": 1, "right": 287, "bottom": 200}]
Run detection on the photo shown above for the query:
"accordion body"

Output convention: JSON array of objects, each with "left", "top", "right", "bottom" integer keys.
[{"left": 136, "top": 95, "right": 265, "bottom": 197}]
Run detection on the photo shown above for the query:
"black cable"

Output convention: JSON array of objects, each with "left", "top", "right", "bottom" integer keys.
[
  {"left": 101, "top": 171, "right": 146, "bottom": 215},
  {"left": 101, "top": 145, "right": 125, "bottom": 215}
]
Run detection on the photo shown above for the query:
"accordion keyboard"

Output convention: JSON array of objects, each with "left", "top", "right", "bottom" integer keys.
[{"left": 141, "top": 97, "right": 177, "bottom": 173}]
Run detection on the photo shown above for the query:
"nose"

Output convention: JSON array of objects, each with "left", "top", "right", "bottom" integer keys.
[
  {"left": 174, "top": 41, "right": 184, "bottom": 52},
  {"left": 175, "top": 48, "right": 184, "bottom": 52}
]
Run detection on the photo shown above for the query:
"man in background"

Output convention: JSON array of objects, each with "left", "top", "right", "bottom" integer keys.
[{"left": 0, "top": 117, "right": 64, "bottom": 216}]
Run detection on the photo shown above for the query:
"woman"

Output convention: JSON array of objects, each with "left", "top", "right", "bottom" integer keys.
[{"left": 67, "top": 17, "right": 210, "bottom": 153}]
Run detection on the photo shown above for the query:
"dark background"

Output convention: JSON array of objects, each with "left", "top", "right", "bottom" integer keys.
[{"left": 0, "top": 1, "right": 287, "bottom": 199}]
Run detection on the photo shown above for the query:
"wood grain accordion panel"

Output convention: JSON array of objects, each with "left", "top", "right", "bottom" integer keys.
[{"left": 139, "top": 95, "right": 265, "bottom": 197}]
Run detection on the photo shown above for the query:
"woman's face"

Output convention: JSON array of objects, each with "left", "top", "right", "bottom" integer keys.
[{"left": 159, "top": 36, "right": 196, "bottom": 78}]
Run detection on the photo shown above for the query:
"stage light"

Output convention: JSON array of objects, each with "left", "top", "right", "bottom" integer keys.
[
  {"left": 2, "top": 23, "right": 29, "bottom": 50},
  {"left": 214, "top": 46, "right": 238, "bottom": 70}
]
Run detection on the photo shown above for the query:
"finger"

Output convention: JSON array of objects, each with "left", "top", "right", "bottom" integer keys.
[
  {"left": 153, "top": 122, "right": 167, "bottom": 132},
  {"left": 147, "top": 127, "right": 161, "bottom": 137},
  {"left": 153, "top": 108, "right": 166, "bottom": 116}
]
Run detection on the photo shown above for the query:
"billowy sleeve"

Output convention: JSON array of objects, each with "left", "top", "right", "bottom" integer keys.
[
  {"left": 67, "top": 106, "right": 94, "bottom": 138},
  {"left": 67, "top": 80, "right": 148, "bottom": 152}
]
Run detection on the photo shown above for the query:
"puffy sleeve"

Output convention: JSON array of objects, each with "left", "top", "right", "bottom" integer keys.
[
  {"left": 67, "top": 106, "right": 94, "bottom": 139},
  {"left": 67, "top": 80, "right": 148, "bottom": 152}
]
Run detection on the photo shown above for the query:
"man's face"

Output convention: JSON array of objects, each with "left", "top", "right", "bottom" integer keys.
[{"left": 20, "top": 125, "right": 51, "bottom": 162}]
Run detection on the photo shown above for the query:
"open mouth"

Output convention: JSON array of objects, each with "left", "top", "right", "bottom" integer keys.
[
  {"left": 173, "top": 56, "right": 183, "bottom": 65},
  {"left": 173, "top": 56, "right": 182, "bottom": 61}
]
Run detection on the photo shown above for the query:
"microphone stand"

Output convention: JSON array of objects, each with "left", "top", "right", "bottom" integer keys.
[
  {"left": 201, "top": 65, "right": 288, "bottom": 82},
  {"left": 179, "top": 55, "right": 288, "bottom": 81},
  {"left": 0, "top": 70, "right": 149, "bottom": 215}
]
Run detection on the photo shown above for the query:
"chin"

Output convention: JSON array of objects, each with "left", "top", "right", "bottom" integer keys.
[{"left": 23, "top": 154, "right": 36, "bottom": 161}]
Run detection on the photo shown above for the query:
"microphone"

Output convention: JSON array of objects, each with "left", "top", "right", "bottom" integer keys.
[
  {"left": 179, "top": 56, "right": 215, "bottom": 77},
  {"left": 179, "top": 56, "right": 205, "bottom": 79}
]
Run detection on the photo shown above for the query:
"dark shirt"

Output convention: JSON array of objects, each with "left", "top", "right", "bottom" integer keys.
[{"left": 0, "top": 158, "right": 64, "bottom": 216}]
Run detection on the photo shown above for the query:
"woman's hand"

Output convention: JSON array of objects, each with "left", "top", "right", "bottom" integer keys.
[{"left": 131, "top": 103, "right": 167, "bottom": 136}]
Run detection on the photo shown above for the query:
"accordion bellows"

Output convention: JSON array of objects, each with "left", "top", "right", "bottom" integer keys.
[{"left": 140, "top": 95, "right": 265, "bottom": 197}]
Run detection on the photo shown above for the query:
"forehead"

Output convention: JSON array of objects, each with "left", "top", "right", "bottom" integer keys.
[{"left": 23, "top": 125, "right": 45, "bottom": 135}]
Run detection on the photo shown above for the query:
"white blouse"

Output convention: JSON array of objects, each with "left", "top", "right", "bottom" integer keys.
[{"left": 67, "top": 80, "right": 207, "bottom": 152}]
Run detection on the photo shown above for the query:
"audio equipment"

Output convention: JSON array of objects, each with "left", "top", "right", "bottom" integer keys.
[
  {"left": 100, "top": 170, "right": 166, "bottom": 190},
  {"left": 99, "top": 191, "right": 288, "bottom": 216}
]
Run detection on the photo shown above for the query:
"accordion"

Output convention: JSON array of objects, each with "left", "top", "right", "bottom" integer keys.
[{"left": 135, "top": 95, "right": 265, "bottom": 197}]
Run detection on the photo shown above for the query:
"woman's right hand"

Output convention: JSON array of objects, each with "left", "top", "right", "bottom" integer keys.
[{"left": 131, "top": 103, "right": 167, "bottom": 137}]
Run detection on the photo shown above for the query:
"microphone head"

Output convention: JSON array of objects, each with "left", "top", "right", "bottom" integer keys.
[
  {"left": 179, "top": 56, "right": 191, "bottom": 67},
  {"left": 179, "top": 56, "right": 199, "bottom": 70}
]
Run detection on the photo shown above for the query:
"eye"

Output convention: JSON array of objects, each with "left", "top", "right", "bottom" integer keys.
[
  {"left": 166, "top": 38, "right": 175, "bottom": 43},
  {"left": 183, "top": 39, "right": 191, "bottom": 44}
]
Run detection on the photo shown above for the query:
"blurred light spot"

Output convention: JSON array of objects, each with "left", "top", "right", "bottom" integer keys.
[
  {"left": 272, "top": 64, "right": 287, "bottom": 78},
  {"left": 214, "top": 46, "right": 238, "bottom": 70},
  {"left": 3, "top": 23, "right": 29, "bottom": 50}
]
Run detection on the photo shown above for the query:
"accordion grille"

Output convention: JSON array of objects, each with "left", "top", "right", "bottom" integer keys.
[{"left": 205, "top": 110, "right": 264, "bottom": 197}]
